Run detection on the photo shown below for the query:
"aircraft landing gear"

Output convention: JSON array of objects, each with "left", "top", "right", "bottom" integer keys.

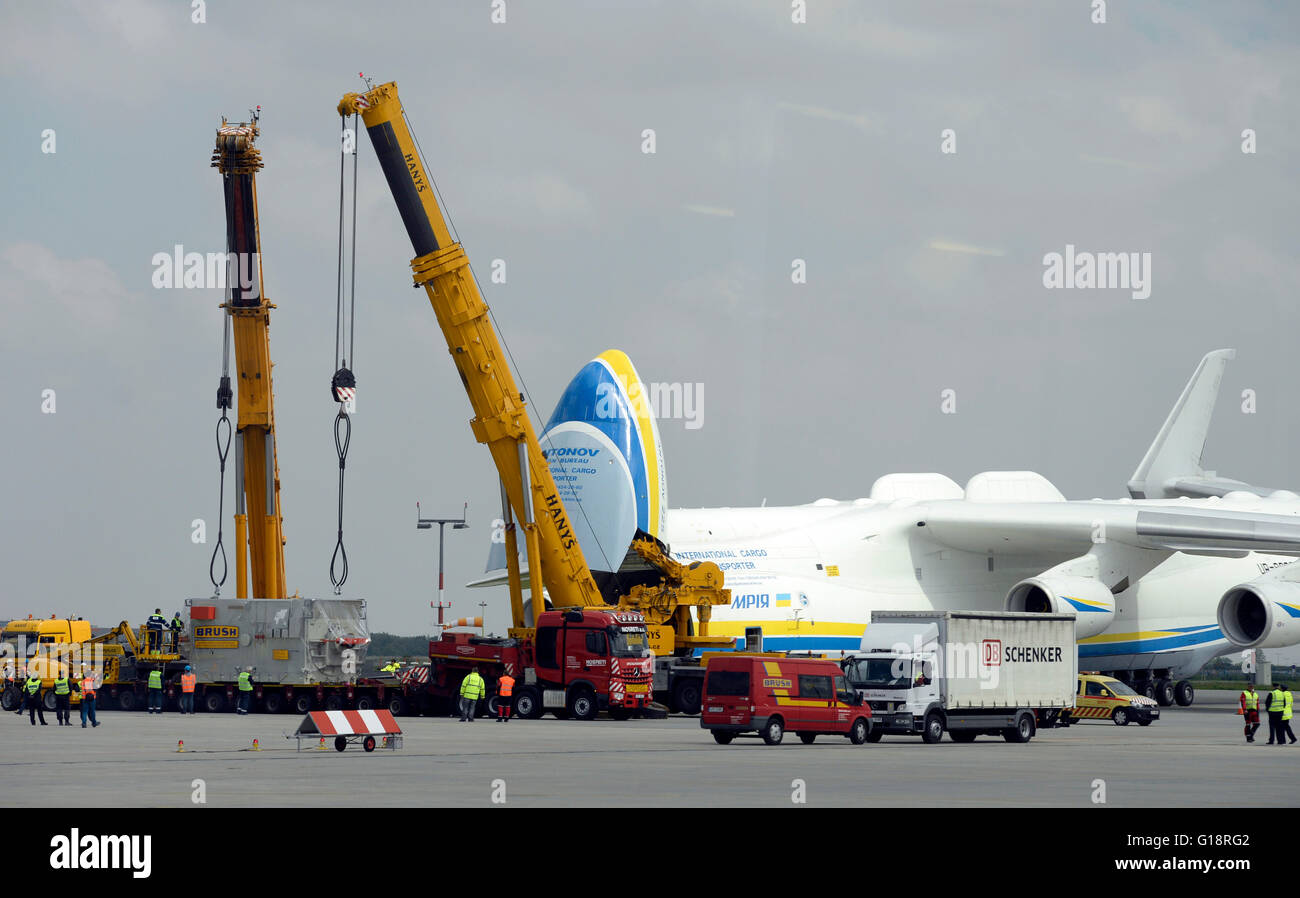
[
  {"left": 1174, "top": 679, "right": 1195, "bottom": 707},
  {"left": 1154, "top": 678, "right": 1176, "bottom": 707}
]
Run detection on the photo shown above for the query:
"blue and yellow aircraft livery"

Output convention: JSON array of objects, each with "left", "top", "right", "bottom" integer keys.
[{"left": 540, "top": 350, "right": 667, "bottom": 575}]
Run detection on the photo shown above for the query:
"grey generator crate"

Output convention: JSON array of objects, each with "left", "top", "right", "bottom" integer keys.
[{"left": 182, "top": 597, "right": 369, "bottom": 685}]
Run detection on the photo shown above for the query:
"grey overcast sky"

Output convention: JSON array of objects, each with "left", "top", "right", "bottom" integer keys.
[{"left": 2, "top": 1, "right": 1298, "bottom": 649}]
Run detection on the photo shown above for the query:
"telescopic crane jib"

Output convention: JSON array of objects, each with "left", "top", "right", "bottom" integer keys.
[
  {"left": 337, "top": 81, "right": 730, "bottom": 655},
  {"left": 209, "top": 111, "right": 287, "bottom": 601}
]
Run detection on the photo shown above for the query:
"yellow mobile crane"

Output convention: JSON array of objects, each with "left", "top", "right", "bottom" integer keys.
[
  {"left": 210, "top": 114, "right": 286, "bottom": 600},
  {"left": 336, "top": 81, "right": 730, "bottom": 670}
]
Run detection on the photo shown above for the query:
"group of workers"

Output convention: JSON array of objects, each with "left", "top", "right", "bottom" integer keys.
[
  {"left": 144, "top": 608, "right": 184, "bottom": 654},
  {"left": 14, "top": 665, "right": 100, "bottom": 728},
  {"left": 457, "top": 666, "right": 514, "bottom": 722},
  {"left": 1240, "top": 683, "right": 1296, "bottom": 744}
]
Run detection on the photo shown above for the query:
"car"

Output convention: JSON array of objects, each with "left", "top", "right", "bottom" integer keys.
[
  {"left": 700, "top": 655, "right": 872, "bottom": 745},
  {"left": 1071, "top": 673, "right": 1160, "bottom": 726}
]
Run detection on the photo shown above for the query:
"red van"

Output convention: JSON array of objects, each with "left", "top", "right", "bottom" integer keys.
[{"left": 701, "top": 656, "right": 872, "bottom": 745}]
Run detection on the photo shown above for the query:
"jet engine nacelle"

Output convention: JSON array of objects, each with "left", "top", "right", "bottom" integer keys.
[
  {"left": 1005, "top": 575, "right": 1116, "bottom": 640},
  {"left": 1217, "top": 581, "right": 1300, "bottom": 649}
]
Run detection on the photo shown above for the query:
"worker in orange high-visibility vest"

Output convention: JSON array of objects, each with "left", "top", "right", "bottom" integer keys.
[
  {"left": 78, "top": 665, "right": 100, "bottom": 728},
  {"left": 179, "top": 666, "right": 197, "bottom": 715},
  {"left": 497, "top": 673, "right": 515, "bottom": 722}
]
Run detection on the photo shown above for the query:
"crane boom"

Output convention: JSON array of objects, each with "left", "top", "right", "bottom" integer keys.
[
  {"left": 211, "top": 118, "right": 286, "bottom": 600},
  {"left": 338, "top": 83, "right": 603, "bottom": 614},
  {"left": 338, "top": 82, "right": 729, "bottom": 654}
]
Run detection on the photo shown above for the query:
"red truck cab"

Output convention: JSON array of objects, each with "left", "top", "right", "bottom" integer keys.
[
  {"left": 421, "top": 608, "right": 654, "bottom": 720},
  {"left": 701, "top": 655, "right": 872, "bottom": 745},
  {"left": 524, "top": 609, "right": 653, "bottom": 719}
]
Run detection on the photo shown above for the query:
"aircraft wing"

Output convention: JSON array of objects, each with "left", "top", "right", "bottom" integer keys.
[{"left": 922, "top": 501, "right": 1300, "bottom": 558}]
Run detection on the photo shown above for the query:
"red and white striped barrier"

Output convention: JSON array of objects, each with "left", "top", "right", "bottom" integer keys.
[{"left": 291, "top": 710, "right": 402, "bottom": 752}]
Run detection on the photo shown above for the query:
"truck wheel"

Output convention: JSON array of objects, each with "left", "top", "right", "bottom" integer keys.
[
  {"left": 849, "top": 718, "right": 871, "bottom": 745},
  {"left": 866, "top": 729, "right": 883, "bottom": 743},
  {"left": 1112, "top": 707, "right": 1130, "bottom": 726},
  {"left": 262, "top": 692, "right": 285, "bottom": 714},
  {"left": 712, "top": 731, "right": 734, "bottom": 745},
  {"left": 324, "top": 694, "right": 344, "bottom": 712},
  {"left": 671, "top": 678, "right": 702, "bottom": 715},
  {"left": 355, "top": 695, "right": 374, "bottom": 711},
  {"left": 761, "top": 716, "right": 785, "bottom": 745},
  {"left": 921, "top": 712, "right": 944, "bottom": 744},
  {"left": 799, "top": 732, "right": 817, "bottom": 744},
  {"left": 513, "top": 687, "right": 543, "bottom": 720},
  {"left": 293, "top": 694, "right": 314, "bottom": 714},
  {"left": 386, "top": 694, "right": 409, "bottom": 717},
  {"left": 362, "top": 735, "right": 376, "bottom": 752},
  {"left": 201, "top": 691, "right": 224, "bottom": 714},
  {"left": 334, "top": 736, "right": 347, "bottom": 752},
  {"left": 1003, "top": 714, "right": 1033, "bottom": 743},
  {"left": 1, "top": 685, "right": 20, "bottom": 712},
  {"left": 568, "top": 687, "right": 597, "bottom": 721},
  {"left": 1154, "top": 678, "right": 1175, "bottom": 707},
  {"left": 43, "top": 691, "right": 57, "bottom": 711},
  {"left": 486, "top": 696, "right": 500, "bottom": 717},
  {"left": 117, "top": 690, "right": 137, "bottom": 712},
  {"left": 1174, "top": 680, "right": 1195, "bottom": 707},
  {"left": 950, "top": 730, "right": 977, "bottom": 743}
]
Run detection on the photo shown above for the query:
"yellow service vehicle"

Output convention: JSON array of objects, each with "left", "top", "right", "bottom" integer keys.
[{"left": 1070, "top": 673, "right": 1160, "bottom": 726}]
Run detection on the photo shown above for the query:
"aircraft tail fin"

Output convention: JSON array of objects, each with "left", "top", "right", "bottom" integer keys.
[
  {"left": 1128, "top": 349, "right": 1236, "bottom": 499},
  {"left": 469, "top": 350, "right": 668, "bottom": 595}
]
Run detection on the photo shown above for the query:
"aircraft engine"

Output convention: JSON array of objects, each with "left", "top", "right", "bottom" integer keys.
[
  {"left": 1217, "top": 581, "right": 1300, "bottom": 649},
  {"left": 1005, "top": 575, "right": 1116, "bottom": 640}
]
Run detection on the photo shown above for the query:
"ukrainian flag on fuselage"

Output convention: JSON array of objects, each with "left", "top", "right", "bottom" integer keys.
[{"left": 541, "top": 350, "right": 667, "bottom": 574}]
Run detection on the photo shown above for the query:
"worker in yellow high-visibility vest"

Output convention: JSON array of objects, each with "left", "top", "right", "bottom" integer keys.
[
  {"left": 22, "top": 671, "right": 46, "bottom": 726},
  {"left": 1240, "top": 685, "right": 1260, "bottom": 743},
  {"left": 1266, "top": 684, "right": 1287, "bottom": 745},
  {"left": 236, "top": 668, "right": 254, "bottom": 715},
  {"left": 52, "top": 671, "right": 72, "bottom": 726},
  {"left": 459, "top": 667, "right": 485, "bottom": 722},
  {"left": 147, "top": 668, "right": 164, "bottom": 714},
  {"left": 1282, "top": 685, "right": 1297, "bottom": 745}
]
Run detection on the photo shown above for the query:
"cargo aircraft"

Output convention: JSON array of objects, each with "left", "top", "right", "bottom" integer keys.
[{"left": 473, "top": 348, "right": 1300, "bottom": 707}]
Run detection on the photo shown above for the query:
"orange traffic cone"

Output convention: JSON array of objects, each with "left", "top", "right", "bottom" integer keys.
[{"left": 177, "top": 740, "right": 185, "bottom": 752}]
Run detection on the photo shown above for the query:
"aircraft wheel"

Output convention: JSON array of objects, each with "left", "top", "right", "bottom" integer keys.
[
  {"left": 1174, "top": 680, "right": 1195, "bottom": 707},
  {"left": 1154, "top": 678, "right": 1175, "bottom": 707}
]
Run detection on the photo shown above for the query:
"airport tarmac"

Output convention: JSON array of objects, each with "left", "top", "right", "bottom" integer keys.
[{"left": 1, "top": 691, "right": 1294, "bottom": 807}]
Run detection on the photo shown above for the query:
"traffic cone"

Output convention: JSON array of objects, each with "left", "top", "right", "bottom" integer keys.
[
  {"left": 251, "top": 738, "right": 261, "bottom": 751},
  {"left": 317, "top": 737, "right": 327, "bottom": 751},
  {"left": 176, "top": 740, "right": 184, "bottom": 752},
  {"left": 1236, "top": 707, "right": 1243, "bottom": 715}
]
